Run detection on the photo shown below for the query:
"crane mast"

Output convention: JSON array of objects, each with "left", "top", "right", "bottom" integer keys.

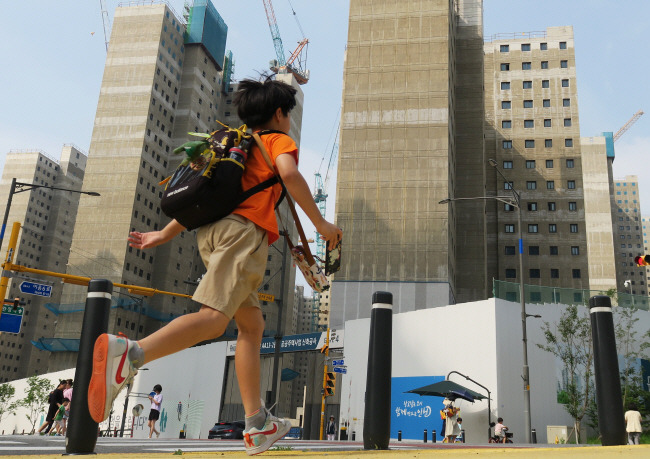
[{"left": 613, "top": 109, "right": 644, "bottom": 142}]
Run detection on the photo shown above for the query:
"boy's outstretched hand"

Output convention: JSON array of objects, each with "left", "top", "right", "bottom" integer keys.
[
  {"left": 128, "top": 230, "right": 166, "bottom": 250},
  {"left": 317, "top": 220, "right": 342, "bottom": 250}
]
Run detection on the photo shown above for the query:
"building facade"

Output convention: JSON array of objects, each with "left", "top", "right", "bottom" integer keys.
[{"left": 0, "top": 145, "right": 87, "bottom": 382}]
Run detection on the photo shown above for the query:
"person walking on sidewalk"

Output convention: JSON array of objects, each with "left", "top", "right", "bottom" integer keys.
[
  {"left": 87, "top": 76, "right": 342, "bottom": 456},
  {"left": 327, "top": 416, "right": 337, "bottom": 441},
  {"left": 625, "top": 403, "right": 643, "bottom": 445},
  {"left": 148, "top": 384, "right": 163, "bottom": 438}
]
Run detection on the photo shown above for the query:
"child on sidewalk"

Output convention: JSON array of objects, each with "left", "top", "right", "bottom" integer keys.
[
  {"left": 52, "top": 398, "right": 69, "bottom": 436},
  {"left": 88, "top": 76, "right": 342, "bottom": 456}
]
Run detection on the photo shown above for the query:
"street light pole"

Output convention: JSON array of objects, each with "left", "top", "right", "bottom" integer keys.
[
  {"left": 0, "top": 178, "right": 101, "bottom": 250},
  {"left": 488, "top": 159, "right": 531, "bottom": 444}
]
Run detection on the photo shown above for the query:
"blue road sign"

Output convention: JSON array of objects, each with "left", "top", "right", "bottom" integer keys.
[
  {"left": 0, "top": 304, "right": 24, "bottom": 334},
  {"left": 333, "top": 366, "right": 347, "bottom": 374},
  {"left": 332, "top": 359, "right": 345, "bottom": 366},
  {"left": 19, "top": 281, "right": 52, "bottom": 297}
]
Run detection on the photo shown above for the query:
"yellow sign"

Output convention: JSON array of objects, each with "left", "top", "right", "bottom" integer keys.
[{"left": 258, "top": 293, "right": 275, "bottom": 302}]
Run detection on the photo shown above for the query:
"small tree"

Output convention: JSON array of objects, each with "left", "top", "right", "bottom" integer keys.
[
  {"left": 537, "top": 304, "right": 594, "bottom": 443},
  {"left": 20, "top": 376, "right": 54, "bottom": 434},
  {"left": 0, "top": 383, "right": 17, "bottom": 424}
]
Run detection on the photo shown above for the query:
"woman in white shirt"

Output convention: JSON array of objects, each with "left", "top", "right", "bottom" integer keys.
[{"left": 148, "top": 384, "right": 163, "bottom": 438}]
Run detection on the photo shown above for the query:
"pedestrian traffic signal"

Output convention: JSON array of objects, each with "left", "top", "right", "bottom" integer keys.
[
  {"left": 634, "top": 255, "right": 650, "bottom": 267},
  {"left": 325, "top": 372, "right": 336, "bottom": 396}
]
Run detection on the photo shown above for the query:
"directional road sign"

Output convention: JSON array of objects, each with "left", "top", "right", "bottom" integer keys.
[
  {"left": 333, "top": 366, "right": 347, "bottom": 374},
  {"left": 19, "top": 281, "right": 52, "bottom": 297},
  {"left": 332, "top": 359, "right": 345, "bottom": 366},
  {"left": 0, "top": 303, "right": 24, "bottom": 334}
]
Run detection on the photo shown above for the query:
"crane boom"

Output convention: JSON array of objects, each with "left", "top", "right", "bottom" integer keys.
[
  {"left": 262, "top": 0, "right": 287, "bottom": 67},
  {"left": 613, "top": 109, "right": 644, "bottom": 142}
]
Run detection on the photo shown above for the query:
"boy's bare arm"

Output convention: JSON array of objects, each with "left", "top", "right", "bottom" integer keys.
[
  {"left": 275, "top": 154, "right": 342, "bottom": 249},
  {"left": 128, "top": 219, "right": 186, "bottom": 249}
]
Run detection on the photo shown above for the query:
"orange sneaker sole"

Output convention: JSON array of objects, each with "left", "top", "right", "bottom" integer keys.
[{"left": 88, "top": 334, "right": 109, "bottom": 423}]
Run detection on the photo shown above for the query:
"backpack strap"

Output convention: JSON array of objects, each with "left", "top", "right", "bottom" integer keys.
[{"left": 252, "top": 132, "right": 316, "bottom": 266}]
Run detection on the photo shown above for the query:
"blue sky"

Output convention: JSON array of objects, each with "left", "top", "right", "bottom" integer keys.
[{"left": 1, "top": 1, "right": 648, "bottom": 228}]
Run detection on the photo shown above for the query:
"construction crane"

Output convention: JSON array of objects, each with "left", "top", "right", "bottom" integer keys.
[
  {"left": 310, "top": 122, "right": 340, "bottom": 331},
  {"left": 98, "top": 0, "right": 111, "bottom": 52},
  {"left": 613, "top": 110, "right": 644, "bottom": 142},
  {"left": 261, "top": 0, "right": 310, "bottom": 85}
]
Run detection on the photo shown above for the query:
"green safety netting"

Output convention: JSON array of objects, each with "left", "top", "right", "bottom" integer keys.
[
  {"left": 31, "top": 338, "right": 79, "bottom": 352},
  {"left": 493, "top": 279, "right": 649, "bottom": 310},
  {"left": 43, "top": 296, "right": 183, "bottom": 322}
]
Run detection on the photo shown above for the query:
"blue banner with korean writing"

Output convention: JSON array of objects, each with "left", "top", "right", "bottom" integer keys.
[
  {"left": 391, "top": 376, "right": 445, "bottom": 441},
  {"left": 259, "top": 332, "right": 323, "bottom": 354}
]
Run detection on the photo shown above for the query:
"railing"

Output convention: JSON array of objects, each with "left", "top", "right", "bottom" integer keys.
[
  {"left": 484, "top": 31, "right": 547, "bottom": 42},
  {"left": 493, "top": 279, "right": 649, "bottom": 310}
]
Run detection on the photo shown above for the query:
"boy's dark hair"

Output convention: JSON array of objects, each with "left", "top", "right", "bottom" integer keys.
[
  {"left": 154, "top": 384, "right": 162, "bottom": 392},
  {"left": 63, "top": 398, "right": 70, "bottom": 403},
  {"left": 497, "top": 417, "right": 503, "bottom": 422},
  {"left": 233, "top": 77, "right": 297, "bottom": 128}
]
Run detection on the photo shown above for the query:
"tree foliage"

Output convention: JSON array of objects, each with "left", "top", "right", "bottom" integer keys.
[
  {"left": 0, "top": 383, "right": 17, "bottom": 424},
  {"left": 19, "top": 376, "right": 54, "bottom": 434},
  {"left": 536, "top": 304, "right": 593, "bottom": 443}
]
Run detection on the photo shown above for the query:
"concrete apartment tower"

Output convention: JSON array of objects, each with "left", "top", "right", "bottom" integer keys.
[
  {"left": 331, "top": 0, "right": 485, "bottom": 327},
  {"left": 484, "top": 26, "right": 592, "bottom": 300},
  {"left": 47, "top": 1, "right": 235, "bottom": 371},
  {"left": 612, "top": 176, "right": 647, "bottom": 298},
  {"left": 0, "top": 145, "right": 87, "bottom": 382}
]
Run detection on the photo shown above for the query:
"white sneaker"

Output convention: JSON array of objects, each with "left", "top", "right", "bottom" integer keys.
[
  {"left": 88, "top": 333, "right": 139, "bottom": 423},
  {"left": 243, "top": 404, "right": 291, "bottom": 455}
]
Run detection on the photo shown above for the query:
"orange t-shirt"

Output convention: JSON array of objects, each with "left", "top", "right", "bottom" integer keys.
[{"left": 233, "top": 132, "right": 298, "bottom": 245}]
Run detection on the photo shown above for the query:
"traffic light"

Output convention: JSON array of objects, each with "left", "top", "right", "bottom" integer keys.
[
  {"left": 634, "top": 255, "right": 650, "bottom": 267},
  {"left": 325, "top": 371, "right": 336, "bottom": 396}
]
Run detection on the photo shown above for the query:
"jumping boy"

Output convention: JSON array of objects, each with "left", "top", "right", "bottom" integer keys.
[{"left": 87, "top": 77, "right": 342, "bottom": 455}]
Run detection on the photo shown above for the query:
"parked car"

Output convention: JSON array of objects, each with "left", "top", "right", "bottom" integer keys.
[{"left": 208, "top": 421, "right": 245, "bottom": 440}]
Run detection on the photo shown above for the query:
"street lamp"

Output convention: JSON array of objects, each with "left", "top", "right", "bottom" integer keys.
[
  {"left": 0, "top": 177, "right": 101, "bottom": 249},
  {"left": 438, "top": 159, "right": 533, "bottom": 443}
]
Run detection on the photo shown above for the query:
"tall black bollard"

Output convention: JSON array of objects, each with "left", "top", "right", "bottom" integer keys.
[
  {"left": 432, "top": 429, "right": 436, "bottom": 443},
  {"left": 65, "top": 280, "right": 113, "bottom": 455},
  {"left": 589, "top": 295, "right": 626, "bottom": 446},
  {"left": 363, "top": 291, "right": 393, "bottom": 450}
]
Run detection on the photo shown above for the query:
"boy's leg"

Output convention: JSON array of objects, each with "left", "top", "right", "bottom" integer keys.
[{"left": 233, "top": 306, "right": 264, "bottom": 414}]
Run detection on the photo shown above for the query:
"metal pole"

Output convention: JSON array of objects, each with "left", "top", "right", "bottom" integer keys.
[
  {"left": 363, "top": 291, "right": 392, "bottom": 450},
  {"left": 0, "top": 178, "right": 16, "bottom": 251},
  {"left": 65, "top": 279, "right": 113, "bottom": 455},
  {"left": 517, "top": 205, "right": 532, "bottom": 444},
  {"left": 589, "top": 295, "right": 626, "bottom": 445},
  {"left": 270, "top": 233, "right": 288, "bottom": 415}
]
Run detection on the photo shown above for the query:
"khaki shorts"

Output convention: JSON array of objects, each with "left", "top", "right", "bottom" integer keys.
[{"left": 192, "top": 214, "right": 268, "bottom": 318}]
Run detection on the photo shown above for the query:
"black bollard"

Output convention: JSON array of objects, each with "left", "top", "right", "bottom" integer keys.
[
  {"left": 589, "top": 296, "right": 626, "bottom": 446},
  {"left": 363, "top": 291, "right": 393, "bottom": 450},
  {"left": 461, "top": 429, "right": 466, "bottom": 443},
  {"left": 65, "top": 279, "right": 113, "bottom": 455},
  {"left": 398, "top": 430, "right": 402, "bottom": 442},
  {"left": 432, "top": 429, "right": 436, "bottom": 443},
  {"left": 352, "top": 431, "right": 356, "bottom": 441},
  {"left": 531, "top": 428, "right": 537, "bottom": 444},
  {"left": 423, "top": 429, "right": 427, "bottom": 443}
]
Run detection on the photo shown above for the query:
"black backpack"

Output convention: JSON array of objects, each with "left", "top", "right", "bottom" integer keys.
[{"left": 160, "top": 124, "right": 282, "bottom": 230}]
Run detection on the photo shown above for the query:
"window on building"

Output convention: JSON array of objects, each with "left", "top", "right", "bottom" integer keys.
[
  {"left": 542, "top": 79, "right": 550, "bottom": 88},
  {"left": 564, "top": 118, "right": 572, "bottom": 127},
  {"left": 524, "top": 100, "right": 533, "bottom": 108},
  {"left": 525, "top": 140, "right": 535, "bottom": 148},
  {"left": 501, "top": 63, "right": 510, "bottom": 71},
  {"left": 571, "top": 246, "right": 579, "bottom": 255},
  {"left": 500, "top": 44, "right": 509, "bottom": 52},
  {"left": 560, "top": 41, "right": 567, "bottom": 49},
  {"left": 502, "top": 101, "right": 511, "bottom": 109},
  {"left": 524, "top": 120, "right": 534, "bottom": 128},
  {"left": 563, "top": 98, "right": 571, "bottom": 107},
  {"left": 521, "top": 43, "right": 531, "bottom": 51},
  {"left": 562, "top": 79, "right": 569, "bottom": 87},
  {"left": 541, "top": 61, "right": 549, "bottom": 69},
  {"left": 570, "top": 224, "right": 578, "bottom": 233},
  {"left": 568, "top": 180, "right": 576, "bottom": 189},
  {"left": 523, "top": 81, "right": 532, "bottom": 89},
  {"left": 565, "top": 138, "right": 573, "bottom": 147},
  {"left": 572, "top": 269, "right": 581, "bottom": 279},
  {"left": 530, "top": 269, "right": 541, "bottom": 278},
  {"left": 528, "top": 202, "right": 538, "bottom": 211},
  {"left": 503, "top": 141, "right": 513, "bottom": 149},
  {"left": 505, "top": 246, "right": 516, "bottom": 255},
  {"left": 548, "top": 202, "right": 556, "bottom": 211},
  {"left": 505, "top": 224, "right": 515, "bottom": 233},
  {"left": 549, "top": 224, "right": 557, "bottom": 233},
  {"left": 504, "top": 203, "right": 514, "bottom": 212},
  {"left": 529, "top": 246, "right": 540, "bottom": 255},
  {"left": 522, "top": 62, "right": 532, "bottom": 70},
  {"left": 544, "top": 119, "right": 552, "bottom": 127},
  {"left": 566, "top": 159, "right": 574, "bottom": 168},
  {"left": 504, "top": 182, "right": 513, "bottom": 190},
  {"left": 546, "top": 159, "right": 553, "bottom": 168},
  {"left": 503, "top": 160, "right": 513, "bottom": 168},
  {"left": 502, "top": 120, "right": 512, "bottom": 128},
  {"left": 506, "top": 268, "right": 517, "bottom": 278},
  {"left": 543, "top": 99, "right": 551, "bottom": 108},
  {"left": 551, "top": 269, "right": 560, "bottom": 278},
  {"left": 501, "top": 82, "right": 511, "bottom": 90},
  {"left": 569, "top": 202, "right": 577, "bottom": 211},
  {"left": 561, "top": 60, "right": 568, "bottom": 68},
  {"left": 526, "top": 160, "right": 536, "bottom": 169},
  {"left": 526, "top": 181, "right": 537, "bottom": 190},
  {"left": 550, "top": 246, "right": 559, "bottom": 255},
  {"left": 547, "top": 181, "right": 555, "bottom": 189}
]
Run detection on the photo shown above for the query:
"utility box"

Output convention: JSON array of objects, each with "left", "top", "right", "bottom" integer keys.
[{"left": 547, "top": 426, "right": 569, "bottom": 443}]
